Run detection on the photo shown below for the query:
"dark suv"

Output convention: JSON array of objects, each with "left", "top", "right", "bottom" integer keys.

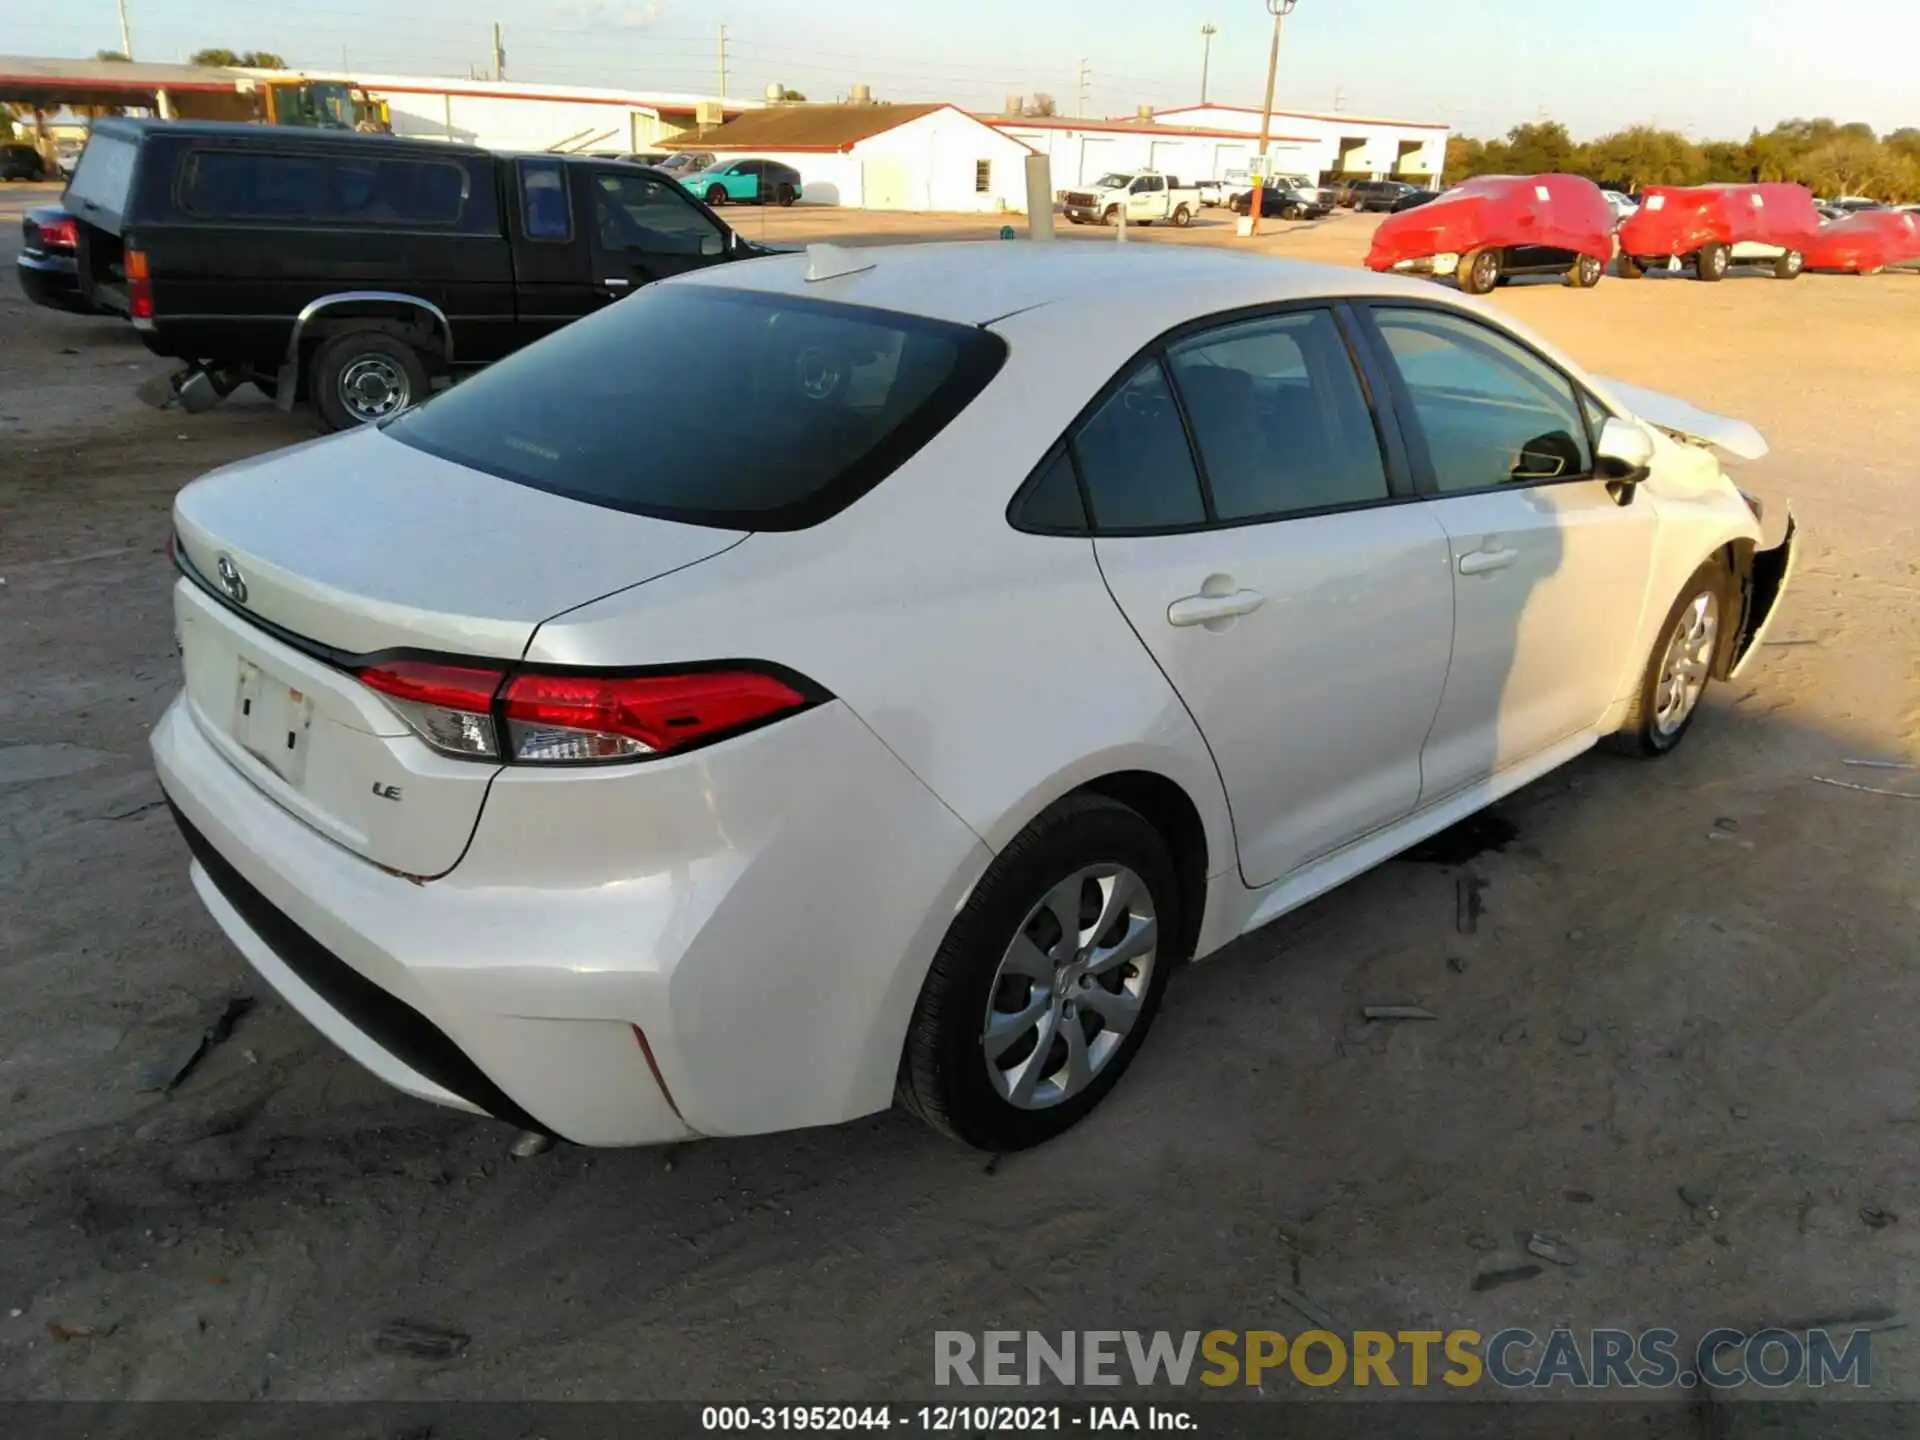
[
  {"left": 52, "top": 118, "right": 765, "bottom": 429},
  {"left": 1343, "top": 179, "right": 1420, "bottom": 212},
  {"left": 2, "top": 142, "right": 48, "bottom": 182}
]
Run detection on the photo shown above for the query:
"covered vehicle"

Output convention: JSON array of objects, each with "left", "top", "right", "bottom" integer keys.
[
  {"left": 1802, "top": 209, "right": 1920, "bottom": 274},
  {"left": 1366, "top": 173, "right": 1615, "bottom": 295},
  {"left": 1617, "top": 183, "right": 1822, "bottom": 282}
]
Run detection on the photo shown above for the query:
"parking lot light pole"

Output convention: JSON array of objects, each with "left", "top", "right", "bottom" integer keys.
[{"left": 1247, "top": 0, "right": 1298, "bottom": 236}]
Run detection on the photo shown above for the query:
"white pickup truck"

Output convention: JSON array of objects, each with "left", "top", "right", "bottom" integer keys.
[{"left": 1062, "top": 171, "right": 1201, "bottom": 227}]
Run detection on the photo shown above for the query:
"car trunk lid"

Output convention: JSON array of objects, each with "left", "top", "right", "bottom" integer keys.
[{"left": 171, "top": 427, "right": 746, "bottom": 875}]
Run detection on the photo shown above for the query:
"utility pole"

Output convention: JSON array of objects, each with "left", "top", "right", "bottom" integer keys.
[
  {"left": 1075, "top": 58, "right": 1090, "bottom": 119},
  {"left": 719, "top": 26, "right": 729, "bottom": 103},
  {"left": 1247, "top": 0, "right": 1297, "bottom": 236},
  {"left": 1199, "top": 24, "right": 1218, "bottom": 105},
  {"left": 116, "top": 0, "right": 134, "bottom": 59},
  {"left": 492, "top": 22, "right": 506, "bottom": 80}
]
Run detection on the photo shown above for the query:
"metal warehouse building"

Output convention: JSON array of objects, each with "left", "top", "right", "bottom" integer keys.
[
  {"left": 664, "top": 103, "right": 1039, "bottom": 211},
  {"left": 988, "top": 104, "right": 1449, "bottom": 192}
]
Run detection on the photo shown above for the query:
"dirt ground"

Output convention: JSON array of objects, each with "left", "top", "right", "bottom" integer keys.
[{"left": 2, "top": 181, "right": 1917, "bottom": 1409}]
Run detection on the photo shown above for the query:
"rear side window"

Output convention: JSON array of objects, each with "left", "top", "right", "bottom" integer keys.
[
  {"left": 1071, "top": 360, "right": 1206, "bottom": 531},
  {"left": 1166, "top": 309, "right": 1389, "bottom": 521},
  {"left": 182, "top": 151, "right": 469, "bottom": 224},
  {"left": 521, "top": 159, "right": 572, "bottom": 240},
  {"left": 389, "top": 285, "right": 1007, "bottom": 531}
]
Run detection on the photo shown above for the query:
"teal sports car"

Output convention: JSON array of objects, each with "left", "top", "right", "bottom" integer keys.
[{"left": 678, "top": 158, "right": 804, "bottom": 207}]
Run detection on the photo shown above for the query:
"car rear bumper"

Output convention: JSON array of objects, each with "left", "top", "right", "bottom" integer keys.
[
  {"left": 152, "top": 687, "right": 991, "bottom": 1145},
  {"left": 15, "top": 253, "right": 92, "bottom": 313}
]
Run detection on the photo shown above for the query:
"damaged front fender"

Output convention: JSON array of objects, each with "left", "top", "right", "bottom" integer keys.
[{"left": 1718, "top": 510, "right": 1799, "bottom": 681}]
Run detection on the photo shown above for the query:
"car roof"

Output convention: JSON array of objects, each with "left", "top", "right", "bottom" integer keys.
[
  {"left": 92, "top": 115, "right": 489, "bottom": 159},
  {"left": 677, "top": 239, "right": 1451, "bottom": 328}
]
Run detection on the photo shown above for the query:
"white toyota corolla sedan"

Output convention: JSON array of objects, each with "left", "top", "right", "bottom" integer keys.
[{"left": 154, "top": 242, "right": 1795, "bottom": 1152}]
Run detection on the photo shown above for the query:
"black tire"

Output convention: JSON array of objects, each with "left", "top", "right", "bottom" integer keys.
[
  {"left": 1697, "top": 242, "right": 1730, "bottom": 282},
  {"left": 1282, "top": 203, "right": 1303, "bottom": 221},
  {"left": 1606, "top": 560, "right": 1731, "bottom": 758},
  {"left": 705, "top": 184, "right": 728, "bottom": 206},
  {"left": 1617, "top": 253, "right": 1646, "bottom": 279},
  {"left": 1568, "top": 253, "right": 1605, "bottom": 288},
  {"left": 1774, "top": 250, "right": 1803, "bottom": 280},
  {"left": 776, "top": 182, "right": 796, "bottom": 207},
  {"left": 1457, "top": 247, "right": 1502, "bottom": 295},
  {"left": 1102, "top": 206, "right": 1120, "bottom": 227},
  {"left": 898, "top": 794, "right": 1182, "bottom": 1151},
  {"left": 310, "top": 330, "right": 429, "bottom": 433},
  {"left": 1171, "top": 204, "right": 1192, "bottom": 227}
]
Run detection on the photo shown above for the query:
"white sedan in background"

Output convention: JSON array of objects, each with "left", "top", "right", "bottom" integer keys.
[{"left": 154, "top": 242, "right": 1795, "bottom": 1153}]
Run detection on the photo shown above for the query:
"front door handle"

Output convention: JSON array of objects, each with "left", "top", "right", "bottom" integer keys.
[
  {"left": 1458, "top": 547, "right": 1519, "bottom": 576},
  {"left": 1168, "top": 589, "right": 1266, "bottom": 628}
]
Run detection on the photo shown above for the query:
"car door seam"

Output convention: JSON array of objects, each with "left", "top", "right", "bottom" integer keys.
[{"left": 1087, "top": 538, "right": 1245, "bottom": 884}]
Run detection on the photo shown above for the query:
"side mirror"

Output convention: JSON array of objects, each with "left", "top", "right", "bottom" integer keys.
[
  {"left": 1595, "top": 416, "right": 1655, "bottom": 485},
  {"left": 701, "top": 232, "right": 725, "bottom": 257}
]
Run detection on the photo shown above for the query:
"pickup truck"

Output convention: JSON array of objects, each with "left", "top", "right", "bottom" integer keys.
[
  {"left": 52, "top": 117, "right": 765, "bottom": 429},
  {"left": 1061, "top": 172, "right": 1201, "bottom": 228}
]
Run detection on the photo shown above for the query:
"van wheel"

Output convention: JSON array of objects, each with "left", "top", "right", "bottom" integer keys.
[
  {"left": 1457, "top": 247, "right": 1502, "bottom": 295},
  {"left": 1569, "top": 254, "right": 1605, "bottom": 288},
  {"left": 1172, "top": 204, "right": 1192, "bottom": 227},
  {"left": 312, "top": 331, "right": 428, "bottom": 432},
  {"left": 1607, "top": 561, "right": 1730, "bottom": 758},
  {"left": 705, "top": 184, "right": 728, "bottom": 206},
  {"left": 1774, "top": 250, "right": 1804, "bottom": 280},
  {"left": 1617, "top": 253, "right": 1645, "bottom": 279},
  {"left": 898, "top": 794, "right": 1180, "bottom": 1152},
  {"left": 1697, "top": 242, "right": 1730, "bottom": 282},
  {"left": 776, "top": 183, "right": 796, "bottom": 207}
]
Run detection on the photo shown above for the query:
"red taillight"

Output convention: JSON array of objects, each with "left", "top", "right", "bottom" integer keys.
[
  {"left": 354, "top": 661, "right": 811, "bottom": 764},
  {"left": 358, "top": 660, "right": 505, "bottom": 759},
  {"left": 39, "top": 215, "right": 77, "bottom": 249},
  {"left": 126, "top": 248, "right": 153, "bottom": 320},
  {"left": 502, "top": 670, "right": 808, "bottom": 763}
]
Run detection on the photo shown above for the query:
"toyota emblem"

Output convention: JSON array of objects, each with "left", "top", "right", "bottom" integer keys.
[{"left": 215, "top": 554, "right": 248, "bottom": 605}]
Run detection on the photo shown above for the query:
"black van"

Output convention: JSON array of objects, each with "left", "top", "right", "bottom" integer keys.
[{"left": 60, "top": 118, "right": 763, "bottom": 429}]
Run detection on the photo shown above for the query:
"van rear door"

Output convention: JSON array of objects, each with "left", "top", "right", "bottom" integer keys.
[{"left": 63, "top": 128, "right": 139, "bottom": 311}]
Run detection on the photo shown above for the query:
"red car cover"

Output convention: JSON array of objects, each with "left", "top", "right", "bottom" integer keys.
[
  {"left": 1803, "top": 209, "right": 1920, "bottom": 273},
  {"left": 1366, "top": 174, "right": 1614, "bottom": 270},
  {"left": 1617, "top": 183, "right": 1822, "bottom": 259}
]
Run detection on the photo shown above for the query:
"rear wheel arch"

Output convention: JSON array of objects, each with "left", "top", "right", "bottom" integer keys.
[
  {"left": 974, "top": 768, "right": 1216, "bottom": 969},
  {"left": 1075, "top": 771, "right": 1209, "bottom": 966}
]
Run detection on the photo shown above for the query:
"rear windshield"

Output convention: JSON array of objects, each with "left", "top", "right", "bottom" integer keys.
[
  {"left": 64, "top": 133, "right": 139, "bottom": 227},
  {"left": 388, "top": 284, "right": 1007, "bottom": 530}
]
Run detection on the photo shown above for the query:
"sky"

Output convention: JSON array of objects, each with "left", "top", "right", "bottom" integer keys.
[{"left": 10, "top": 0, "right": 1918, "bottom": 139}]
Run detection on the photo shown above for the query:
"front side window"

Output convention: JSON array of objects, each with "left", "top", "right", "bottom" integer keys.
[
  {"left": 1070, "top": 360, "right": 1206, "bottom": 531},
  {"left": 1167, "top": 309, "right": 1389, "bottom": 521},
  {"left": 389, "top": 286, "right": 1007, "bottom": 531},
  {"left": 1373, "top": 308, "right": 1592, "bottom": 493},
  {"left": 590, "top": 171, "right": 722, "bottom": 254},
  {"left": 520, "top": 158, "right": 572, "bottom": 240}
]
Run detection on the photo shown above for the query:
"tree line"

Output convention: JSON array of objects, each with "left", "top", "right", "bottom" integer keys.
[{"left": 1447, "top": 119, "right": 1920, "bottom": 201}]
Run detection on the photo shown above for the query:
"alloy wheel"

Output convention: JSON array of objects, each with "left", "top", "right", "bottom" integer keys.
[
  {"left": 1653, "top": 591, "right": 1719, "bottom": 736},
  {"left": 337, "top": 355, "right": 410, "bottom": 423},
  {"left": 981, "top": 865, "right": 1158, "bottom": 1111}
]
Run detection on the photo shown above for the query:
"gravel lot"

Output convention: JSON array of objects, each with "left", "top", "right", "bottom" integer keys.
[{"left": 2, "top": 181, "right": 1917, "bottom": 1408}]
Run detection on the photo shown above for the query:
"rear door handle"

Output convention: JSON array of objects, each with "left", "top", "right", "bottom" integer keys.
[
  {"left": 1458, "top": 547, "right": 1519, "bottom": 576},
  {"left": 1167, "top": 589, "right": 1266, "bottom": 627}
]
